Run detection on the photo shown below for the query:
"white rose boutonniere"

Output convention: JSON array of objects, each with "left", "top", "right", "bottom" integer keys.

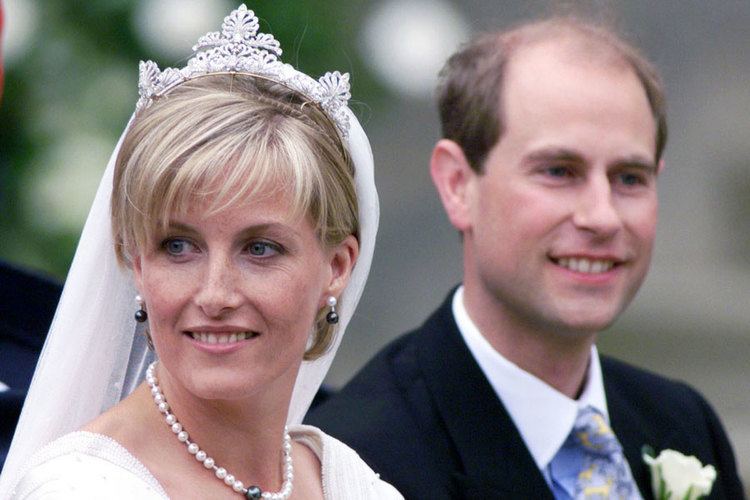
[{"left": 642, "top": 447, "right": 717, "bottom": 500}]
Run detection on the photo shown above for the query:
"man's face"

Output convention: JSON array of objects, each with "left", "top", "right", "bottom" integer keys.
[{"left": 464, "top": 42, "right": 660, "bottom": 336}]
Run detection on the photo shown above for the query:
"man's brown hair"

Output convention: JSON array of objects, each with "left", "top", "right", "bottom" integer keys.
[{"left": 436, "top": 16, "right": 667, "bottom": 172}]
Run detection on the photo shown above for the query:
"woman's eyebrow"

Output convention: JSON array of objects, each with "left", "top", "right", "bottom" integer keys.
[
  {"left": 235, "top": 222, "right": 302, "bottom": 240},
  {"left": 162, "top": 221, "right": 200, "bottom": 236}
]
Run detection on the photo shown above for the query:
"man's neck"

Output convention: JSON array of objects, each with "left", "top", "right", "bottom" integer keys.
[{"left": 462, "top": 285, "right": 596, "bottom": 399}]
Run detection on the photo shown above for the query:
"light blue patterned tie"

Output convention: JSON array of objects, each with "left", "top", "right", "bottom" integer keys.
[{"left": 549, "top": 407, "right": 642, "bottom": 500}]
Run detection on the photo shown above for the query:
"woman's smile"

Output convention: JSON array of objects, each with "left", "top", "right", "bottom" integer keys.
[
  {"left": 188, "top": 331, "right": 258, "bottom": 345},
  {"left": 134, "top": 191, "right": 337, "bottom": 400},
  {"left": 185, "top": 329, "right": 261, "bottom": 355}
]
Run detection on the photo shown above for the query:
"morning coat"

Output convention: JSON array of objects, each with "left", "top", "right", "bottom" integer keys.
[{"left": 307, "top": 291, "right": 745, "bottom": 499}]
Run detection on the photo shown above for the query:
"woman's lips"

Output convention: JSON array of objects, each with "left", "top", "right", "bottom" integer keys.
[
  {"left": 184, "top": 331, "right": 260, "bottom": 350},
  {"left": 190, "top": 331, "right": 257, "bottom": 344}
]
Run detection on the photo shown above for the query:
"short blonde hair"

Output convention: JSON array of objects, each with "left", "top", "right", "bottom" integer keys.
[{"left": 111, "top": 74, "right": 358, "bottom": 359}]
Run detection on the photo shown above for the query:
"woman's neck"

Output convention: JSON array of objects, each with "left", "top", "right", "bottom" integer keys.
[
  {"left": 85, "top": 378, "right": 323, "bottom": 499},
  {"left": 152, "top": 365, "right": 293, "bottom": 489}
]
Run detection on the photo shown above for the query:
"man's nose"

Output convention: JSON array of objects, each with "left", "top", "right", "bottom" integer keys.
[{"left": 572, "top": 177, "right": 622, "bottom": 239}]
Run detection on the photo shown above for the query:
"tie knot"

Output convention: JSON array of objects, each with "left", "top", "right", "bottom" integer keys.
[{"left": 572, "top": 407, "right": 622, "bottom": 457}]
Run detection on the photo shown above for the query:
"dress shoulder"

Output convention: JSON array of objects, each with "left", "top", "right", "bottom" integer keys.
[
  {"left": 10, "top": 431, "right": 168, "bottom": 499},
  {"left": 289, "top": 424, "right": 404, "bottom": 500}
]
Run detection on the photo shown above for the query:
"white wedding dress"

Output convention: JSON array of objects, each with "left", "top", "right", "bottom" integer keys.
[{"left": 10, "top": 425, "right": 401, "bottom": 499}]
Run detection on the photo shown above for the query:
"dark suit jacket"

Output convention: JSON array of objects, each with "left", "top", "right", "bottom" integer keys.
[
  {"left": 307, "top": 291, "right": 745, "bottom": 499},
  {"left": 0, "top": 261, "right": 61, "bottom": 469}
]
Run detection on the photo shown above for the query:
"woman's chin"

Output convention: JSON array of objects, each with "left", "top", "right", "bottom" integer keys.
[
  {"left": 175, "top": 364, "right": 298, "bottom": 406},
  {"left": 185, "top": 371, "right": 260, "bottom": 400}
]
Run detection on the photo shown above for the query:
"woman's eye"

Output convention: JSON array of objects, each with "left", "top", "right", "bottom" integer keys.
[
  {"left": 163, "top": 238, "right": 194, "bottom": 256},
  {"left": 247, "top": 241, "right": 280, "bottom": 257}
]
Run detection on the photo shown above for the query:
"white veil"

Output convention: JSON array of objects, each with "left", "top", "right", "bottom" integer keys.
[{"left": 0, "top": 105, "right": 377, "bottom": 496}]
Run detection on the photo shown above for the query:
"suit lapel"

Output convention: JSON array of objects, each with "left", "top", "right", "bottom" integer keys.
[
  {"left": 411, "top": 294, "right": 667, "bottom": 499},
  {"left": 604, "top": 359, "right": 661, "bottom": 500},
  {"left": 414, "top": 295, "right": 554, "bottom": 499}
]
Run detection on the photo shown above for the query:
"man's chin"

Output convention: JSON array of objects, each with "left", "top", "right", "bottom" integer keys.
[{"left": 544, "top": 305, "right": 623, "bottom": 338}]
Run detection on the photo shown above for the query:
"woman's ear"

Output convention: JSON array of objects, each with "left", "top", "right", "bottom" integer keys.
[{"left": 325, "top": 234, "right": 359, "bottom": 299}]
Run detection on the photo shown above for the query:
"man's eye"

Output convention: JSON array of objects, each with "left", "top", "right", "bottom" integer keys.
[
  {"left": 248, "top": 241, "right": 280, "bottom": 257},
  {"left": 546, "top": 166, "right": 572, "bottom": 177},
  {"left": 619, "top": 172, "right": 645, "bottom": 186}
]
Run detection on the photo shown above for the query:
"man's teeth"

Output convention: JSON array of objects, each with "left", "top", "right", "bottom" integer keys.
[
  {"left": 556, "top": 258, "right": 614, "bottom": 274},
  {"left": 191, "top": 332, "right": 250, "bottom": 344}
]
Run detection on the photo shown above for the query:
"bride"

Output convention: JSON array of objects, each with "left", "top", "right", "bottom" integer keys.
[{"left": 0, "top": 5, "right": 401, "bottom": 499}]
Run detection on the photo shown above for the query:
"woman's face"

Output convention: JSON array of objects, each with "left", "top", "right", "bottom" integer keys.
[{"left": 133, "top": 187, "right": 356, "bottom": 406}]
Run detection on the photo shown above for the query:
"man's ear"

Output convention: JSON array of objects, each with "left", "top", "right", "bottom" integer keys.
[
  {"left": 324, "top": 234, "right": 359, "bottom": 301},
  {"left": 430, "top": 139, "right": 476, "bottom": 232},
  {"left": 656, "top": 158, "right": 665, "bottom": 175}
]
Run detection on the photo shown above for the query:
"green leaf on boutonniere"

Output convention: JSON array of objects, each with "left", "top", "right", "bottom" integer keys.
[{"left": 659, "top": 468, "right": 670, "bottom": 499}]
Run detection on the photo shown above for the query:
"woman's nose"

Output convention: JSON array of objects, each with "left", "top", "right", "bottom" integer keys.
[{"left": 193, "top": 255, "right": 243, "bottom": 317}]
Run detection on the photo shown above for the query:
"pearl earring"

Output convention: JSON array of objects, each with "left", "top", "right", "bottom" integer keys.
[
  {"left": 135, "top": 295, "right": 148, "bottom": 323},
  {"left": 325, "top": 296, "right": 339, "bottom": 324}
]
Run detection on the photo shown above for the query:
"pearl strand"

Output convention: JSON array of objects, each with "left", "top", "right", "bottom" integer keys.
[{"left": 146, "top": 362, "right": 294, "bottom": 499}]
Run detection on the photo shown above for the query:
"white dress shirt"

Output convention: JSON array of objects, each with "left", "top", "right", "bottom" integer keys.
[{"left": 451, "top": 286, "right": 610, "bottom": 481}]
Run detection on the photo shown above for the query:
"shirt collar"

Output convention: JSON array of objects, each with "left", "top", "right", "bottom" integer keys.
[{"left": 452, "top": 286, "right": 609, "bottom": 470}]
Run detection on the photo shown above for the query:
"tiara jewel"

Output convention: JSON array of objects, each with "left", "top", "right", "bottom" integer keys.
[{"left": 136, "top": 4, "right": 351, "bottom": 137}]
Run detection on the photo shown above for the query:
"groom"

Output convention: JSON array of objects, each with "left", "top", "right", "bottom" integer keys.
[{"left": 308, "top": 15, "right": 744, "bottom": 499}]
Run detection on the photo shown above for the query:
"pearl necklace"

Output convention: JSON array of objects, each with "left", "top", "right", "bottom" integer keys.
[{"left": 146, "top": 362, "right": 294, "bottom": 499}]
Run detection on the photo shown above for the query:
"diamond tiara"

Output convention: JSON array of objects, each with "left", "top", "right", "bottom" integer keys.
[{"left": 136, "top": 4, "right": 352, "bottom": 137}]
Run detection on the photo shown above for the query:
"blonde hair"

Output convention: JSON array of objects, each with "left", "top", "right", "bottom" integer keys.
[{"left": 111, "top": 74, "right": 358, "bottom": 359}]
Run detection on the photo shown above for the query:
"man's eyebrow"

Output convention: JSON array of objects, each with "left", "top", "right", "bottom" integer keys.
[
  {"left": 612, "top": 156, "right": 659, "bottom": 174},
  {"left": 525, "top": 148, "right": 658, "bottom": 173},
  {"left": 524, "top": 148, "right": 585, "bottom": 163}
]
